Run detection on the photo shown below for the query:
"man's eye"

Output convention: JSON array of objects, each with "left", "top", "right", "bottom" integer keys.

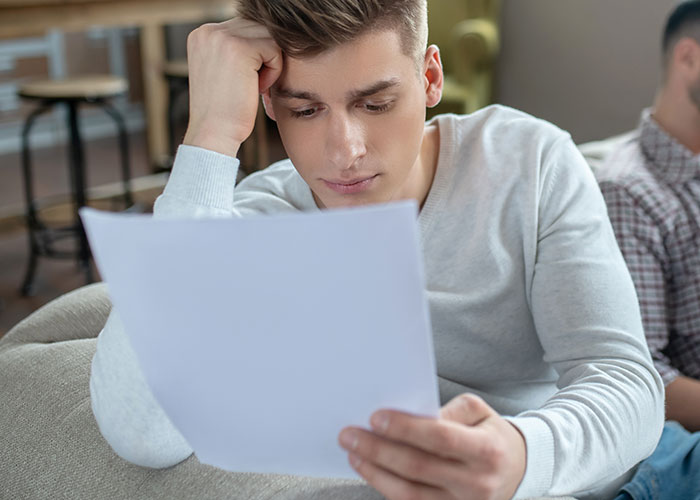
[
  {"left": 290, "top": 108, "right": 317, "bottom": 118},
  {"left": 364, "top": 102, "right": 392, "bottom": 113}
]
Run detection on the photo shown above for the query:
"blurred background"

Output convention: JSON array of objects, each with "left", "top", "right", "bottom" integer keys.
[{"left": 0, "top": 0, "right": 679, "bottom": 336}]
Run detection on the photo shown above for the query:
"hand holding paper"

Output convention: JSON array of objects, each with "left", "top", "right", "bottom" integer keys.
[{"left": 338, "top": 394, "right": 527, "bottom": 500}]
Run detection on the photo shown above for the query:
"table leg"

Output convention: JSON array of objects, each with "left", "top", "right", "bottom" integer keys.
[{"left": 140, "top": 23, "right": 170, "bottom": 170}]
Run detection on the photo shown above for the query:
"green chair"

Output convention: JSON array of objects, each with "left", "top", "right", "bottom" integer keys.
[{"left": 427, "top": 0, "right": 501, "bottom": 117}]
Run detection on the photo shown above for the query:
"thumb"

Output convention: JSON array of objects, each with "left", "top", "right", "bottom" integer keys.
[{"left": 440, "top": 393, "right": 495, "bottom": 426}]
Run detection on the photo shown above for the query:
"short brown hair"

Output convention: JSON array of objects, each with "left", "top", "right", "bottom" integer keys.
[{"left": 235, "top": 0, "right": 428, "bottom": 62}]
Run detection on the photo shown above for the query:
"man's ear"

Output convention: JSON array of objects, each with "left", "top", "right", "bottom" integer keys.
[
  {"left": 423, "top": 45, "right": 444, "bottom": 108},
  {"left": 261, "top": 90, "right": 277, "bottom": 121},
  {"left": 673, "top": 37, "right": 700, "bottom": 80}
]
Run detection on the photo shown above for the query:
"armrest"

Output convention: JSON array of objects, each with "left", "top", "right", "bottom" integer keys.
[
  {"left": 450, "top": 18, "right": 500, "bottom": 82},
  {"left": 0, "top": 283, "right": 111, "bottom": 349}
]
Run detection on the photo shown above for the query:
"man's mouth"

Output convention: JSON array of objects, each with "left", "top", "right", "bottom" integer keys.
[{"left": 322, "top": 174, "right": 379, "bottom": 194}]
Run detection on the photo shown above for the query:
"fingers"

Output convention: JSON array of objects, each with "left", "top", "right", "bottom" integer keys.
[
  {"left": 339, "top": 428, "right": 461, "bottom": 489},
  {"left": 195, "top": 20, "right": 283, "bottom": 94},
  {"left": 190, "top": 21, "right": 282, "bottom": 74},
  {"left": 218, "top": 18, "right": 283, "bottom": 92},
  {"left": 346, "top": 450, "right": 444, "bottom": 500},
  {"left": 360, "top": 395, "right": 492, "bottom": 460}
]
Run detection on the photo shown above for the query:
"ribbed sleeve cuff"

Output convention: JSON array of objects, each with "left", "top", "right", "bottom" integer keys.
[
  {"left": 504, "top": 416, "right": 555, "bottom": 499},
  {"left": 657, "top": 364, "right": 680, "bottom": 387},
  {"left": 163, "top": 145, "right": 239, "bottom": 210}
]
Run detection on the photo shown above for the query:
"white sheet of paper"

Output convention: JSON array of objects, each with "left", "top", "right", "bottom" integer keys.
[{"left": 80, "top": 202, "right": 439, "bottom": 478}]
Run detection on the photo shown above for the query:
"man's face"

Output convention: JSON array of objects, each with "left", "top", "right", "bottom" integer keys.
[{"left": 264, "top": 30, "right": 441, "bottom": 209}]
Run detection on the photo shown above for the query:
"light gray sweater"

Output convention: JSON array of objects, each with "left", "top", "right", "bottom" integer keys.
[{"left": 90, "top": 106, "right": 664, "bottom": 499}]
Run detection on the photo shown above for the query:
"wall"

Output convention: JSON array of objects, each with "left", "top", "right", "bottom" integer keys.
[{"left": 496, "top": 0, "right": 678, "bottom": 144}]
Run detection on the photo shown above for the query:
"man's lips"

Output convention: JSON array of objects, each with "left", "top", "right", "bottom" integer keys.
[{"left": 322, "top": 174, "right": 379, "bottom": 194}]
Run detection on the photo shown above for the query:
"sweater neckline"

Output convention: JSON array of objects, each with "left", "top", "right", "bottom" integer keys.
[{"left": 418, "top": 114, "right": 455, "bottom": 241}]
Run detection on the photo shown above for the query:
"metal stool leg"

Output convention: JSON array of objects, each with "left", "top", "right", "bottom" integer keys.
[
  {"left": 167, "top": 80, "right": 178, "bottom": 158},
  {"left": 99, "top": 100, "right": 133, "bottom": 207},
  {"left": 19, "top": 100, "right": 55, "bottom": 296},
  {"left": 65, "top": 100, "right": 93, "bottom": 285},
  {"left": 166, "top": 77, "right": 188, "bottom": 162}
]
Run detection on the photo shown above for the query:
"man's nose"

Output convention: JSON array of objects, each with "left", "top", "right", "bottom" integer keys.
[{"left": 325, "top": 112, "right": 367, "bottom": 171}]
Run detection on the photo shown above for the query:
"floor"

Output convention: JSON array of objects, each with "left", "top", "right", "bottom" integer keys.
[{"left": 0, "top": 118, "right": 285, "bottom": 338}]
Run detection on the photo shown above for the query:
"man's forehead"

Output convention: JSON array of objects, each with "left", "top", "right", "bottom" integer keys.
[{"left": 270, "top": 29, "right": 415, "bottom": 102}]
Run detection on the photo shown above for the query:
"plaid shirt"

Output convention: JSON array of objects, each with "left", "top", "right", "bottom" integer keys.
[{"left": 597, "top": 109, "right": 700, "bottom": 385}]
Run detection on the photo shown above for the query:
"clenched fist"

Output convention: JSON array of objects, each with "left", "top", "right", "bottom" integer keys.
[{"left": 183, "top": 18, "right": 283, "bottom": 157}]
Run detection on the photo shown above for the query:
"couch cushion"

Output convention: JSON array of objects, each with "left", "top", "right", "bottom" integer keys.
[{"left": 1, "top": 283, "right": 112, "bottom": 347}]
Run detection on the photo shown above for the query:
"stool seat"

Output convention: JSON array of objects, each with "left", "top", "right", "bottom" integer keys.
[
  {"left": 19, "top": 75, "right": 128, "bottom": 100},
  {"left": 163, "top": 60, "right": 189, "bottom": 79}
]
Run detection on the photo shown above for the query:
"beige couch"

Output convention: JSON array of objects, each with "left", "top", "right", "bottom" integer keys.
[{"left": 0, "top": 284, "right": 575, "bottom": 499}]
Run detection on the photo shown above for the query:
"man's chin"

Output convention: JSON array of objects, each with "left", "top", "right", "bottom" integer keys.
[{"left": 312, "top": 191, "right": 389, "bottom": 210}]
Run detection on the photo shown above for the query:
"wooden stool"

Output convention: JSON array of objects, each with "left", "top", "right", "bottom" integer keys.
[
  {"left": 163, "top": 59, "right": 269, "bottom": 175},
  {"left": 18, "top": 75, "right": 133, "bottom": 295}
]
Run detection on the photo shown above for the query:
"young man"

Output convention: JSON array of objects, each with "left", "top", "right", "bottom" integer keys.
[
  {"left": 597, "top": 0, "right": 700, "bottom": 433},
  {"left": 90, "top": 1, "right": 664, "bottom": 499}
]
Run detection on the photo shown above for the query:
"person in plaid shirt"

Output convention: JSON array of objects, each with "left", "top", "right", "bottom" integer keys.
[
  {"left": 597, "top": 0, "right": 700, "bottom": 434},
  {"left": 595, "top": 3, "right": 700, "bottom": 497}
]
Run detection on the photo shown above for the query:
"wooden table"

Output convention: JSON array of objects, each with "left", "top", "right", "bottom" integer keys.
[{"left": 0, "top": 0, "right": 236, "bottom": 168}]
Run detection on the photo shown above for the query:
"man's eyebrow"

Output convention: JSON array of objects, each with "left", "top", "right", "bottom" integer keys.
[
  {"left": 347, "top": 78, "right": 401, "bottom": 100},
  {"left": 272, "top": 87, "right": 320, "bottom": 101},
  {"left": 272, "top": 78, "right": 401, "bottom": 102}
]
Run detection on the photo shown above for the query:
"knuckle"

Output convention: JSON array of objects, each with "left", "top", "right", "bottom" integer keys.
[
  {"left": 433, "top": 423, "right": 458, "bottom": 451},
  {"left": 353, "top": 458, "right": 370, "bottom": 479},
  {"left": 186, "top": 29, "right": 200, "bottom": 49},
  {"left": 189, "top": 24, "right": 212, "bottom": 39},
  {"left": 187, "top": 26, "right": 216, "bottom": 52},
  {"left": 385, "top": 415, "right": 404, "bottom": 437},
  {"left": 480, "top": 437, "right": 506, "bottom": 468},
  {"left": 403, "top": 455, "right": 428, "bottom": 478},
  {"left": 480, "top": 440, "right": 498, "bottom": 461},
  {"left": 470, "top": 474, "right": 499, "bottom": 499},
  {"left": 459, "top": 393, "right": 485, "bottom": 412},
  {"left": 401, "top": 488, "right": 424, "bottom": 500},
  {"left": 208, "top": 29, "right": 228, "bottom": 45},
  {"left": 360, "top": 436, "right": 380, "bottom": 461}
]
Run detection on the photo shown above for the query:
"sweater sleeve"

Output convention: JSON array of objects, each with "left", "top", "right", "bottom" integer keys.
[
  {"left": 90, "top": 145, "right": 239, "bottom": 467},
  {"left": 509, "top": 138, "right": 665, "bottom": 498}
]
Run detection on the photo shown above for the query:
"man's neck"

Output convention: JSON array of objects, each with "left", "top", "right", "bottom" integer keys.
[
  {"left": 414, "top": 123, "right": 440, "bottom": 209},
  {"left": 394, "top": 122, "right": 440, "bottom": 210},
  {"left": 653, "top": 85, "right": 700, "bottom": 155}
]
